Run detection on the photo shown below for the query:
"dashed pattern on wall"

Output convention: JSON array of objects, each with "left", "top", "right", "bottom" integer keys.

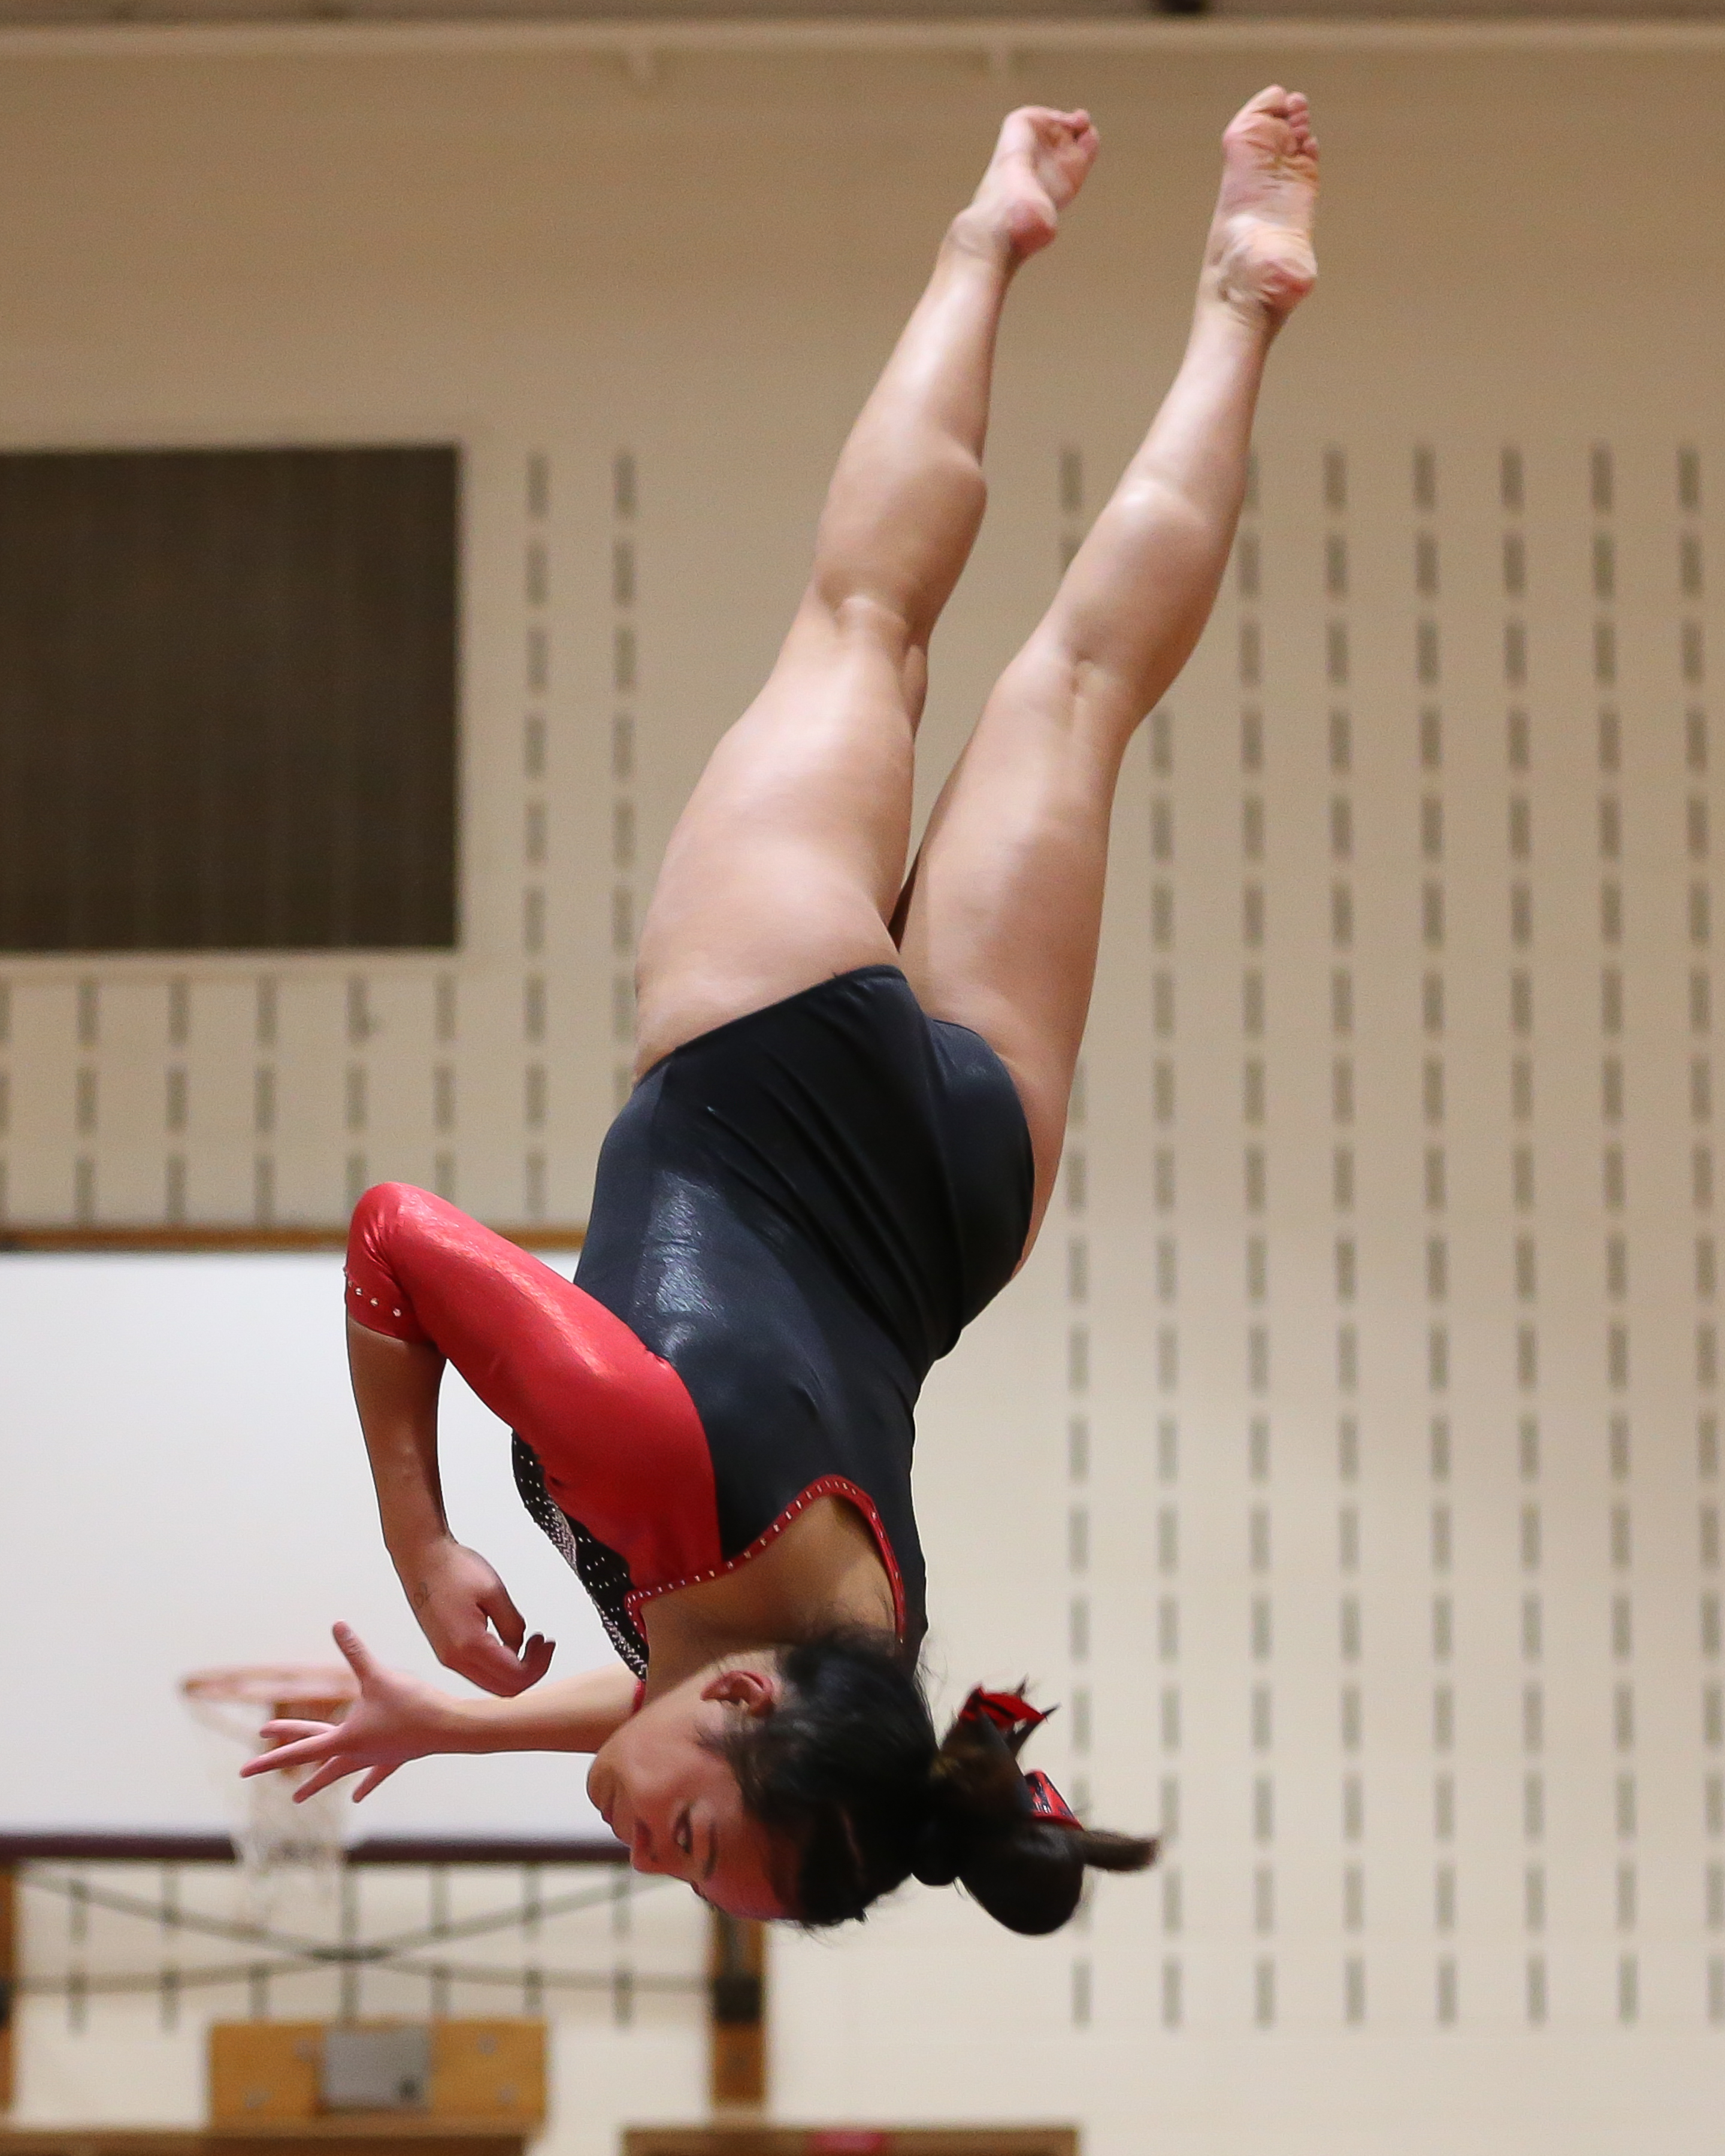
[
  {"left": 522, "top": 446, "right": 552, "bottom": 1224},
  {"left": 1320, "top": 441, "right": 1369, "bottom": 2030},
  {"left": 612, "top": 452, "right": 640, "bottom": 1116},
  {"left": 1073, "top": 435, "right": 1724, "bottom": 2043},
  {"left": 1058, "top": 441, "right": 1094, "bottom": 2034},
  {"left": 1238, "top": 453, "right": 1276, "bottom": 2032}
]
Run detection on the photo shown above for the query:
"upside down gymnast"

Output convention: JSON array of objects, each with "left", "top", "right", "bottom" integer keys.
[{"left": 247, "top": 89, "right": 1320, "bottom": 1932}]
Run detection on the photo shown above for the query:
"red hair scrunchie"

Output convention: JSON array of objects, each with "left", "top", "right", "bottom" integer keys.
[{"left": 954, "top": 1685, "right": 1051, "bottom": 1746}]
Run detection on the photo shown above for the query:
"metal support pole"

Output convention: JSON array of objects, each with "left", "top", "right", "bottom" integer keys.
[{"left": 706, "top": 1909, "right": 764, "bottom": 2110}]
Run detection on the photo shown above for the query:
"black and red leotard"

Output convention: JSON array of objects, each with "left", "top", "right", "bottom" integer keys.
[{"left": 343, "top": 966, "right": 1035, "bottom": 1675}]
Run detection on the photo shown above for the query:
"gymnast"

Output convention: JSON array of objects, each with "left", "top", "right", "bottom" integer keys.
[{"left": 246, "top": 89, "right": 1319, "bottom": 1933}]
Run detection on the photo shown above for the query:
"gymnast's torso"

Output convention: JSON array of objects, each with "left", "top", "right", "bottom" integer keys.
[{"left": 529, "top": 964, "right": 1034, "bottom": 1671}]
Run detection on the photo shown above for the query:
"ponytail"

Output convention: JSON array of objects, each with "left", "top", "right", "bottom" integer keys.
[{"left": 713, "top": 1632, "right": 1157, "bottom": 1934}]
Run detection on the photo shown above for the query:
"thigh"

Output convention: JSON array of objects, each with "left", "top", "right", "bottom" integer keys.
[
  {"left": 633, "top": 598, "right": 922, "bottom": 1073},
  {"left": 895, "top": 627, "right": 1134, "bottom": 1246}
]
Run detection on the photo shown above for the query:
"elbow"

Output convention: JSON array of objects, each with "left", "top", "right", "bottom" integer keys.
[
  {"left": 347, "top": 1180, "right": 412, "bottom": 1264},
  {"left": 349, "top": 1180, "right": 443, "bottom": 1242},
  {"left": 344, "top": 1183, "right": 446, "bottom": 1347}
]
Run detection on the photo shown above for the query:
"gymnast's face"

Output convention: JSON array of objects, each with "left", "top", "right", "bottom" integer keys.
[{"left": 586, "top": 1660, "right": 793, "bottom": 1921}]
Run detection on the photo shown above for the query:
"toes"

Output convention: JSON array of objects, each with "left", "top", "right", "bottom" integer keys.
[{"left": 1229, "top": 84, "right": 1312, "bottom": 134}]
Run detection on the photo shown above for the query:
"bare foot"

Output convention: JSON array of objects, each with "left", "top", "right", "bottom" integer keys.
[
  {"left": 959, "top": 106, "right": 1100, "bottom": 265},
  {"left": 1208, "top": 86, "right": 1319, "bottom": 328}
]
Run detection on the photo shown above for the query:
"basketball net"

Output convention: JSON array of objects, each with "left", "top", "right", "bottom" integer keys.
[{"left": 181, "top": 1664, "right": 360, "bottom": 1919}]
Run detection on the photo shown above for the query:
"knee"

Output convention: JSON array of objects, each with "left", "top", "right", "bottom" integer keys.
[{"left": 811, "top": 586, "right": 918, "bottom": 657}]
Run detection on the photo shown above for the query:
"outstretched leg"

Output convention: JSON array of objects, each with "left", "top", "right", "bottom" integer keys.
[
  {"left": 634, "top": 108, "right": 1100, "bottom": 1073},
  {"left": 898, "top": 87, "right": 1320, "bottom": 1242}
]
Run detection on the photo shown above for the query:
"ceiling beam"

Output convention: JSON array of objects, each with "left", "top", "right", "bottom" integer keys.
[{"left": 4, "top": 11, "right": 1725, "bottom": 56}]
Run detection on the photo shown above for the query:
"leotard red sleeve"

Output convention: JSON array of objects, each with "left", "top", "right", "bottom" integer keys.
[{"left": 344, "top": 1183, "right": 721, "bottom": 1594}]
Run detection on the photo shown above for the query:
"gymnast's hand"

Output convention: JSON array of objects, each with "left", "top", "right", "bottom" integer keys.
[
  {"left": 397, "top": 1535, "right": 556, "bottom": 1696},
  {"left": 241, "top": 1622, "right": 458, "bottom": 1803}
]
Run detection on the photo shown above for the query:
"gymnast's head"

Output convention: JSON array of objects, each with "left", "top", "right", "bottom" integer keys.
[{"left": 584, "top": 1630, "right": 1157, "bottom": 1928}]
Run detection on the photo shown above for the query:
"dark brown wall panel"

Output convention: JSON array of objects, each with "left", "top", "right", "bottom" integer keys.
[{"left": 0, "top": 445, "right": 458, "bottom": 952}]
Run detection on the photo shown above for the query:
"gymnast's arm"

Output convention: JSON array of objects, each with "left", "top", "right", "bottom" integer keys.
[
  {"left": 347, "top": 1316, "right": 555, "bottom": 1697},
  {"left": 343, "top": 1181, "right": 706, "bottom": 1697},
  {"left": 243, "top": 1623, "right": 638, "bottom": 1803}
]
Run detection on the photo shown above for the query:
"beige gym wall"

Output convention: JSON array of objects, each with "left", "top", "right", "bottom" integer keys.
[{"left": 3, "top": 23, "right": 1724, "bottom": 2155}]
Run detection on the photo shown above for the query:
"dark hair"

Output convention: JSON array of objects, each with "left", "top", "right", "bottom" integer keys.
[{"left": 714, "top": 1630, "right": 1157, "bottom": 1934}]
